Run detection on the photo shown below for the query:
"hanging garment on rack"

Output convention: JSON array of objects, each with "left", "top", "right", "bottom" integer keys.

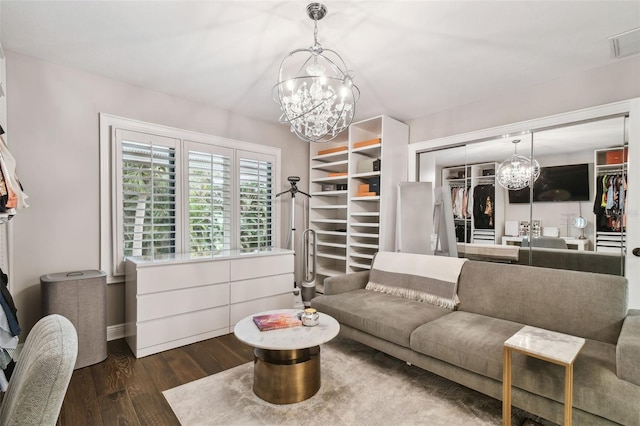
[
  {"left": 0, "top": 269, "right": 18, "bottom": 390},
  {"left": 0, "top": 135, "right": 28, "bottom": 213},
  {"left": 473, "top": 184, "right": 495, "bottom": 229},
  {"left": 593, "top": 173, "right": 627, "bottom": 232}
]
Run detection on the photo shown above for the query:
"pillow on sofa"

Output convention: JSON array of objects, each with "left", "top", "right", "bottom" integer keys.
[{"left": 365, "top": 252, "right": 467, "bottom": 309}]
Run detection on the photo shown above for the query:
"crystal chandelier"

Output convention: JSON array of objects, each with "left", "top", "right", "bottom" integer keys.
[
  {"left": 496, "top": 139, "right": 541, "bottom": 190},
  {"left": 273, "top": 3, "right": 360, "bottom": 143}
]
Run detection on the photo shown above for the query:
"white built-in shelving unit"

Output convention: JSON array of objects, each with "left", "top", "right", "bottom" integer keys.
[{"left": 308, "top": 116, "right": 408, "bottom": 293}]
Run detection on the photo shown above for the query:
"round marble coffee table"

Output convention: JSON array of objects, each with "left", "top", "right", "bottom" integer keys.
[{"left": 234, "top": 309, "right": 340, "bottom": 404}]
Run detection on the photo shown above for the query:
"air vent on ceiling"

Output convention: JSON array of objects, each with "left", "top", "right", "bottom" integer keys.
[{"left": 609, "top": 28, "right": 640, "bottom": 59}]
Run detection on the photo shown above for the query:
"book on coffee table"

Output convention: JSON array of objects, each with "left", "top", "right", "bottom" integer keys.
[{"left": 253, "top": 313, "right": 302, "bottom": 331}]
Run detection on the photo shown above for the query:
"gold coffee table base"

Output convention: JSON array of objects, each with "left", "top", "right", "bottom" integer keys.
[{"left": 253, "top": 346, "right": 321, "bottom": 404}]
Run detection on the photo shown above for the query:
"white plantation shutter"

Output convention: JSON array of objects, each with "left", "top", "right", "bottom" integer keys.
[
  {"left": 238, "top": 152, "right": 274, "bottom": 249},
  {"left": 187, "top": 143, "right": 232, "bottom": 252},
  {"left": 116, "top": 130, "right": 181, "bottom": 273}
]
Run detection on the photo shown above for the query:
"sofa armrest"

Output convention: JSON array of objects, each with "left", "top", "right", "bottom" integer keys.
[
  {"left": 323, "top": 271, "right": 370, "bottom": 295},
  {"left": 617, "top": 309, "right": 640, "bottom": 386}
]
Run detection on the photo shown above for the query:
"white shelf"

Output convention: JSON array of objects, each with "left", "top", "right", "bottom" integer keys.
[
  {"left": 351, "top": 143, "right": 381, "bottom": 156},
  {"left": 311, "top": 190, "right": 348, "bottom": 196},
  {"left": 350, "top": 253, "right": 375, "bottom": 260},
  {"left": 312, "top": 205, "right": 348, "bottom": 210},
  {"left": 312, "top": 176, "right": 348, "bottom": 184},
  {"left": 311, "top": 159, "right": 349, "bottom": 173},
  {"left": 351, "top": 211, "right": 380, "bottom": 217},
  {"left": 350, "top": 232, "right": 379, "bottom": 238},
  {"left": 351, "top": 171, "right": 381, "bottom": 179},
  {"left": 350, "top": 242, "right": 379, "bottom": 249},
  {"left": 317, "top": 241, "right": 347, "bottom": 249},
  {"left": 311, "top": 219, "right": 348, "bottom": 224},
  {"left": 311, "top": 150, "right": 348, "bottom": 162},
  {"left": 316, "top": 253, "right": 347, "bottom": 261},
  {"left": 315, "top": 230, "right": 348, "bottom": 236},
  {"left": 351, "top": 196, "right": 380, "bottom": 201}
]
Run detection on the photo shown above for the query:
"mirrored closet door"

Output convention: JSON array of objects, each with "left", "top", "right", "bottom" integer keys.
[{"left": 417, "top": 115, "right": 628, "bottom": 276}]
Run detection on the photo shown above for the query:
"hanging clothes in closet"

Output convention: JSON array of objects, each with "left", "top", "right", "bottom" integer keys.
[
  {"left": 593, "top": 172, "right": 627, "bottom": 232},
  {"left": 473, "top": 184, "right": 495, "bottom": 229},
  {"left": 449, "top": 185, "right": 470, "bottom": 219},
  {"left": 0, "top": 268, "right": 19, "bottom": 392},
  {"left": 0, "top": 135, "right": 28, "bottom": 218},
  {"left": 449, "top": 185, "right": 471, "bottom": 243}
]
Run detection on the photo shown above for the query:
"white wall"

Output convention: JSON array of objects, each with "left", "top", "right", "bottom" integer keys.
[
  {"left": 5, "top": 51, "right": 309, "bottom": 335},
  {"left": 408, "top": 56, "right": 640, "bottom": 143}
]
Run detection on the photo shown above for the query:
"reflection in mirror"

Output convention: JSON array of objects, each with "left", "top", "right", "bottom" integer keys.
[
  {"left": 527, "top": 117, "right": 626, "bottom": 275},
  {"left": 417, "top": 116, "right": 627, "bottom": 276}
]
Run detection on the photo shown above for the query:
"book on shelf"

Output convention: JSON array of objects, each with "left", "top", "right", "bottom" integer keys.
[{"left": 252, "top": 313, "right": 302, "bottom": 331}]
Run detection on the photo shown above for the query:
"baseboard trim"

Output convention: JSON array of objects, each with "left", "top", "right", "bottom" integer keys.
[{"left": 107, "top": 323, "right": 126, "bottom": 341}]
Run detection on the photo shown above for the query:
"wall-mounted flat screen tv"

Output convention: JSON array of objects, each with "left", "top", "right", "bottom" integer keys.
[{"left": 508, "top": 163, "right": 590, "bottom": 203}]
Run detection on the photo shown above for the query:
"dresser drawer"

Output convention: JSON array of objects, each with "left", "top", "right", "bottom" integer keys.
[
  {"left": 136, "top": 260, "right": 230, "bottom": 294},
  {"left": 229, "top": 254, "right": 293, "bottom": 281},
  {"left": 229, "top": 273, "right": 293, "bottom": 304},
  {"left": 137, "top": 283, "right": 229, "bottom": 322},
  {"left": 137, "top": 306, "right": 229, "bottom": 349}
]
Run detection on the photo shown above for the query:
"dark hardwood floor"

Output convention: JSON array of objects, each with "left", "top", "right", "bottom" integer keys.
[{"left": 57, "top": 334, "right": 254, "bottom": 426}]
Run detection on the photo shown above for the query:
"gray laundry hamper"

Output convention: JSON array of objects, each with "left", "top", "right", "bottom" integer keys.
[{"left": 40, "top": 270, "right": 107, "bottom": 369}]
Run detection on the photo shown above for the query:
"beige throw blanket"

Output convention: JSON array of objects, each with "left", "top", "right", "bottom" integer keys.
[{"left": 365, "top": 252, "right": 467, "bottom": 309}]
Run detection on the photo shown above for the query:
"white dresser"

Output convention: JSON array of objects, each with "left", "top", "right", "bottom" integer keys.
[{"left": 125, "top": 248, "right": 294, "bottom": 358}]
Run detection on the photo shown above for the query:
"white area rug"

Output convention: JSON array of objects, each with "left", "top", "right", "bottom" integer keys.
[{"left": 163, "top": 337, "right": 547, "bottom": 425}]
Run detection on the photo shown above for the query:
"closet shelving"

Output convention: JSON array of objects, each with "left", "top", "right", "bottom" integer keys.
[
  {"left": 594, "top": 146, "right": 628, "bottom": 253},
  {"left": 308, "top": 115, "right": 408, "bottom": 292},
  {"left": 309, "top": 139, "right": 350, "bottom": 286},
  {"left": 441, "top": 162, "right": 503, "bottom": 245}
]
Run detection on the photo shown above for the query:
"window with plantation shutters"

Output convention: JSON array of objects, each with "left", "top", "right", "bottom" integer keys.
[
  {"left": 187, "top": 143, "right": 232, "bottom": 253},
  {"left": 238, "top": 152, "right": 274, "bottom": 249},
  {"left": 102, "top": 115, "right": 280, "bottom": 278},
  {"left": 116, "top": 130, "right": 180, "bottom": 273}
]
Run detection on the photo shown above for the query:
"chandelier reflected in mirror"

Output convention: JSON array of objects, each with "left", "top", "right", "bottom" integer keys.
[
  {"left": 496, "top": 139, "right": 541, "bottom": 190},
  {"left": 273, "top": 3, "right": 360, "bottom": 143}
]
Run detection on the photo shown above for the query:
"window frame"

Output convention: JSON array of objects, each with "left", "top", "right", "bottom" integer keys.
[{"left": 99, "top": 114, "right": 281, "bottom": 281}]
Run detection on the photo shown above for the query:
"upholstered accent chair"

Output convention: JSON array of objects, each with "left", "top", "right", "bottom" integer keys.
[{"left": 0, "top": 314, "right": 78, "bottom": 425}]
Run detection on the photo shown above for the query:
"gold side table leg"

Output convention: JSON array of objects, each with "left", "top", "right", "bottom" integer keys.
[
  {"left": 253, "top": 346, "right": 321, "bottom": 404},
  {"left": 503, "top": 346, "right": 512, "bottom": 426},
  {"left": 565, "top": 363, "right": 574, "bottom": 426}
]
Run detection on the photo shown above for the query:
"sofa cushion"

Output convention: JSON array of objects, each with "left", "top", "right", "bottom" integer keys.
[
  {"left": 410, "top": 311, "right": 523, "bottom": 380},
  {"left": 365, "top": 251, "right": 467, "bottom": 309},
  {"left": 457, "top": 261, "right": 627, "bottom": 344},
  {"left": 311, "top": 289, "right": 451, "bottom": 348},
  {"left": 411, "top": 311, "right": 640, "bottom": 425}
]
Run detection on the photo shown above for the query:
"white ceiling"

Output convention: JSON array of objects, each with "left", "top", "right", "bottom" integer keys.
[{"left": 1, "top": 1, "right": 639, "bottom": 126}]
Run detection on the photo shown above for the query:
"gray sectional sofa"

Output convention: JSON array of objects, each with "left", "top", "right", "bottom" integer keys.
[{"left": 311, "top": 252, "right": 640, "bottom": 425}]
